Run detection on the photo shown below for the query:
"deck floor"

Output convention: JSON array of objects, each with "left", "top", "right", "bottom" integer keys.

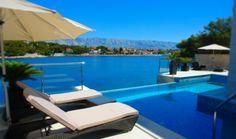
[{"left": 26, "top": 123, "right": 160, "bottom": 139}]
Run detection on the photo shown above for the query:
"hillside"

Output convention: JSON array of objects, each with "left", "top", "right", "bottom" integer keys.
[{"left": 75, "top": 38, "right": 177, "bottom": 50}]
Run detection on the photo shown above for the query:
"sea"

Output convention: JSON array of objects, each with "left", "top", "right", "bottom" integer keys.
[{"left": 0, "top": 56, "right": 168, "bottom": 104}]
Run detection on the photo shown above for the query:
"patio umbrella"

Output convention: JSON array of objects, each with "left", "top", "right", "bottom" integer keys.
[
  {"left": 0, "top": 0, "right": 94, "bottom": 122},
  {"left": 198, "top": 44, "right": 230, "bottom": 70},
  {"left": 198, "top": 44, "right": 230, "bottom": 54}
]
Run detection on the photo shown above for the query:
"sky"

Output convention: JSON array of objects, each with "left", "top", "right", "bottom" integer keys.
[{"left": 30, "top": 0, "right": 233, "bottom": 42}]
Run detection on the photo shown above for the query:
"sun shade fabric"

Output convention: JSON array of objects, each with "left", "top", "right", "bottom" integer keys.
[
  {"left": 0, "top": 0, "right": 52, "bottom": 13},
  {"left": 23, "top": 88, "right": 77, "bottom": 131},
  {"left": 67, "top": 103, "right": 139, "bottom": 130},
  {"left": 64, "top": 18, "right": 95, "bottom": 32},
  {"left": 0, "top": 0, "right": 93, "bottom": 41},
  {"left": 49, "top": 90, "right": 102, "bottom": 104},
  {"left": 198, "top": 44, "right": 230, "bottom": 51}
]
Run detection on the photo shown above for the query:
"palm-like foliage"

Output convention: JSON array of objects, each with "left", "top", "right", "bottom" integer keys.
[
  {"left": 179, "top": 57, "right": 192, "bottom": 64},
  {"left": 0, "top": 61, "right": 42, "bottom": 84},
  {"left": 0, "top": 61, "right": 42, "bottom": 122},
  {"left": 167, "top": 52, "right": 180, "bottom": 61}
]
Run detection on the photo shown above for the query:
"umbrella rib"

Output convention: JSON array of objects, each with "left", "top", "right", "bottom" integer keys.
[
  {"left": 10, "top": 10, "right": 35, "bottom": 41},
  {"left": 31, "top": 12, "right": 75, "bottom": 40}
]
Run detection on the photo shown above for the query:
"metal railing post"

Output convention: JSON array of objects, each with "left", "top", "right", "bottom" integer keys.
[
  {"left": 32, "top": 62, "right": 86, "bottom": 92},
  {"left": 157, "top": 57, "right": 161, "bottom": 83},
  {"left": 212, "top": 111, "right": 217, "bottom": 139},
  {"left": 211, "top": 94, "right": 236, "bottom": 139},
  {"left": 80, "top": 62, "right": 85, "bottom": 90}
]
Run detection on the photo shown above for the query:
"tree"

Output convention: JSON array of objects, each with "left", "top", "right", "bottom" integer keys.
[
  {"left": 0, "top": 61, "right": 42, "bottom": 86},
  {"left": 4, "top": 41, "right": 29, "bottom": 56},
  {"left": 177, "top": 17, "right": 232, "bottom": 57},
  {"left": 96, "top": 46, "right": 108, "bottom": 54},
  {"left": 119, "top": 47, "right": 123, "bottom": 54},
  {"left": 113, "top": 48, "right": 119, "bottom": 54},
  {"left": 3, "top": 41, "right": 91, "bottom": 56},
  {"left": 71, "top": 46, "right": 90, "bottom": 54}
]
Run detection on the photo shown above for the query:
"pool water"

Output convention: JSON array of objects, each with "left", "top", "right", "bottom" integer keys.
[
  {"left": 125, "top": 92, "right": 223, "bottom": 139},
  {"left": 102, "top": 81, "right": 225, "bottom": 102},
  {"left": 101, "top": 79, "right": 226, "bottom": 139}
]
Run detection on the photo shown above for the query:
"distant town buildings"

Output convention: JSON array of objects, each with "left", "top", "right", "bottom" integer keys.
[{"left": 86, "top": 46, "right": 170, "bottom": 56}]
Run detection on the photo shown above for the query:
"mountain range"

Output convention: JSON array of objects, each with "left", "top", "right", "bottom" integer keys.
[{"left": 57, "top": 38, "right": 177, "bottom": 50}]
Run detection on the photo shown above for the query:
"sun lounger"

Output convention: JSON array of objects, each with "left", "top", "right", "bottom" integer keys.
[
  {"left": 16, "top": 81, "right": 102, "bottom": 104},
  {"left": 10, "top": 82, "right": 110, "bottom": 123},
  {"left": 4, "top": 88, "right": 139, "bottom": 139}
]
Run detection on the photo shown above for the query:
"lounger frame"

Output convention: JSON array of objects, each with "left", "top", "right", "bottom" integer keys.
[
  {"left": 5, "top": 84, "right": 138, "bottom": 139},
  {"left": 12, "top": 82, "right": 114, "bottom": 122},
  {"left": 5, "top": 106, "right": 138, "bottom": 139},
  {"left": 5, "top": 118, "right": 56, "bottom": 139}
]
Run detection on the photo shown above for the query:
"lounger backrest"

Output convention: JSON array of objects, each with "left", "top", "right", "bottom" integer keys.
[
  {"left": 16, "top": 81, "right": 29, "bottom": 89},
  {"left": 23, "top": 88, "right": 78, "bottom": 131},
  {"left": 17, "top": 81, "right": 50, "bottom": 101}
]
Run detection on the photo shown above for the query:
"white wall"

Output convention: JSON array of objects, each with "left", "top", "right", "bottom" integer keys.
[
  {"left": 195, "top": 54, "right": 229, "bottom": 70},
  {"left": 227, "top": 0, "right": 236, "bottom": 94}
]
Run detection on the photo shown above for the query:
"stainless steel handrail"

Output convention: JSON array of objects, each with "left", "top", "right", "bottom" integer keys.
[
  {"left": 31, "top": 62, "right": 85, "bottom": 66},
  {"left": 212, "top": 93, "right": 236, "bottom": 139},
  {"left": 32, "top": 62, "right": 86, "bottom": 93}
]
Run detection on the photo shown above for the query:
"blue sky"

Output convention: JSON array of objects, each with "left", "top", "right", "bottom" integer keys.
[{"left": 30, "top": 0, "right": 233, "bottom": 42}]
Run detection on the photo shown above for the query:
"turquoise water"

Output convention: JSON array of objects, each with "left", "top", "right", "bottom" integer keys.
[
  {"left": 102, "top": 79, "right": 226, "bottom": 102},
  {"left": 126, "top": 92, "right": 224, "bottom": 139},
  {"left": 101, "top": 77, "right": 226, "bottom": 139}
]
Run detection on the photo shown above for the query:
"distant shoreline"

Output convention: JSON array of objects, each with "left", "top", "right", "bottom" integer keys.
[
  {"left": 5, "top": 53, "right": 47, "bottom": 59},
  {"left": 4, "top": 53, "right": 162, "bottom": 59}
]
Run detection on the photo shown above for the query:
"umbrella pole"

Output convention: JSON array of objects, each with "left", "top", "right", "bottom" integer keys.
[{"left": 0, "top": 21, "right": 11, "bottom": 123}]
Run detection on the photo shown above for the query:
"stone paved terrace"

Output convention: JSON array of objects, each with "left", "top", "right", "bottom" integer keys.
[
  {"left": 26, "top": 123, "right": 163, "bottom": 139},
  {"left": 0, "top": 115, "right": 185, "bottom": 139}
]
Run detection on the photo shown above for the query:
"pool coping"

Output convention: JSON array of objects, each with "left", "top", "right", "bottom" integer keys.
[{"left": 101, "top": 82, "right": 176, "bottom": 93}]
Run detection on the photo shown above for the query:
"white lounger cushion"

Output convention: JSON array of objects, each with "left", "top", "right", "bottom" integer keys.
[
  {"left": 17, "top": 81, "right": 101, "bottom": 104},
  {"left": 49, "top": 90, "right": 102, "bottom": 104},
  {"left": 23, "top": 88, "right": 77, "bottom": 131},
  {"left": 67, "top": 103, "right": 139, "bottom": 130},
  {"left": 23, "top": 88, "right": 138, "bottom": 131}
]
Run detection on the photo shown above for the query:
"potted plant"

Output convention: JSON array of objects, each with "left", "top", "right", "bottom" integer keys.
[
  {"left": 179, "top": 57, "right": 192, "bottom": 71},
  {"left": 0, "top": 61, "right": 42, "bottom": 122},
  {"left": 167, "top": 52, "right": 180, "bottom": 75}
]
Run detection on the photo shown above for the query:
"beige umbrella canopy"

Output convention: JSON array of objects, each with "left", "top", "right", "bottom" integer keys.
[
  {"left": 0, "top": 0, "right": 93, "bottom": 122},
  {"left": 0, "top": 3, "right": 93, "bottom": 41},
  {"left": 198, "top": 44, "right": 230, "bottom": 54}
]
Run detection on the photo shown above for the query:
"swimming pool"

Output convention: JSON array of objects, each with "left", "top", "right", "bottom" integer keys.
[
  {"left": 1, "top": 56, "right": 232, "bottom": 138},
  {"left": 102, "top": 79, "right": 225, "bottom": 102},
  {"left": 102, "top": 77, "right": 226, "bottom": 139}
]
